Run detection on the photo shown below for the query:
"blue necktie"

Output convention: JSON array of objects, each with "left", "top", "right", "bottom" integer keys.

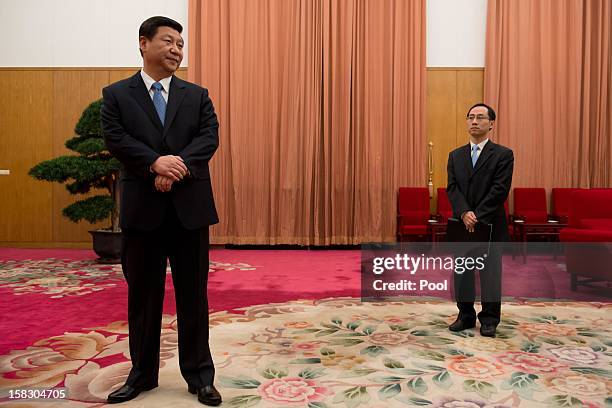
[
  {"left": 152, "top": 82, "right": 166, "bottom": 124},
  {"left": 471, "top": 144, "right": 479, "bottom": 167}
]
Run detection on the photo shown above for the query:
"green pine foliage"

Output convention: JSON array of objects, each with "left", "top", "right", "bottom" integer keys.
[{"left": 29, "top": 99, "right": 121, "bottom": 231}]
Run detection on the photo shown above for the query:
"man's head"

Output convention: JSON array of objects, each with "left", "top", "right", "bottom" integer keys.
[
  {"left": 466, "top": 103, "right": 496, "bottom": 140},
  {"left": 139, "top": 16, "right": 184, "bottom": 79}
]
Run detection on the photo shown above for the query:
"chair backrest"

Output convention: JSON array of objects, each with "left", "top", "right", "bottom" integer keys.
[
  {"left": 552, "top": 188, "right": 581, "bottom": 218},
  {"left": 568, "top": 188, "right": 612, "bottom": 229},
  {"left": 398, "top": 187, "right": 430, "bottom": 223},
  {"left": 513, "top": 188, "right": 548, "bottom": 222},
  {"left": 436, "top": 188, "right": 453, "bottom": 221}
]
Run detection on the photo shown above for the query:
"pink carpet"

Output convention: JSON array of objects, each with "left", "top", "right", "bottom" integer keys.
[{"left": 0, "top": 248, "right": 360, "bottom": 355}]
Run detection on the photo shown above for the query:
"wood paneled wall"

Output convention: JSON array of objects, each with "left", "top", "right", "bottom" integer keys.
[
  {"left": 0, "top": 67, "right": 481, "bottom": 247},
  {"left": 426, "top": 68, "right": 484, "bottom": 211},
  {"left": 0, "top": 68, "right": 186, "bottom": 247}
]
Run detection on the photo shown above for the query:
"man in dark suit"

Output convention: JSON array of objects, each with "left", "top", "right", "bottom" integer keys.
[
  {"left": 101, "top": 16, "right": 221, "bottom": 406},
  {"left": 446, "top": 103, "right": 513, "bottom": 338}
]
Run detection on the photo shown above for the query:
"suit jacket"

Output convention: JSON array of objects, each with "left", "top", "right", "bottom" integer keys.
[
  {"left": 101, "top": 72, "right": 219, "bottom": 230},
  {"left": 446, "top": 141, "right": 513, "bottom": 241}
]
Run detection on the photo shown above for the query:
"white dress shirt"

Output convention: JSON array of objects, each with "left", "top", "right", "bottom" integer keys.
[
  {"left": 140, "top": 69, "right": 172, "bottom": 103},
  {"left": 470, "top": 138, "right": 489, "bottom": 161}
]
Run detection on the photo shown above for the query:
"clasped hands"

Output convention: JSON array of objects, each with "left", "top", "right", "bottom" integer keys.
[
  {"left": 462, "top": 211, "right": 478, "bottom": 233},
  {"left": 151, "top": 155, "right": 189, "bottom": 192}
]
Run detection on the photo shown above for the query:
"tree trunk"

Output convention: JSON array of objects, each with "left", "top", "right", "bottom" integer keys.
[{"left": 110, "top": 175, "right": 121, "bottom": 232}]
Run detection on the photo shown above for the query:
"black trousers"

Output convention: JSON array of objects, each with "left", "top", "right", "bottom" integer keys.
[
  {"left": 121, "top": 205, "right": 214, "bottom": 389},
  {"left": 453, "top": 245, "right": 502, "bottom": 325}
]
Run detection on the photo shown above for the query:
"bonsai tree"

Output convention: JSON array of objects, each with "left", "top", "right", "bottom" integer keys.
[{"left": 29, "top": 99, "right": 122, "bottom": 232}]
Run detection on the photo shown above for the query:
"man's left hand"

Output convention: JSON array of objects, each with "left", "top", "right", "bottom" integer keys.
[{"left": 155, "top": 175, "right": 174, "bottom": 192}]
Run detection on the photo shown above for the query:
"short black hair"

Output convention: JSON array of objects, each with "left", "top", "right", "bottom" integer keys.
[
  {"left": 466, "top": 103, "right": 496, "bottom": 121},
  {"left": 139, "top": 16, "right": 183, "bottom": 40}
]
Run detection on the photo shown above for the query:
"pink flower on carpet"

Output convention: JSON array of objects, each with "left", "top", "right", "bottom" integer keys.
[
  {"left": 547, "top": 346, "right": 599, "bottom": 365},
  {"left": 496, "top": 351, "right": 565, "bottom": 374},
  {"left": 383, "top": 316, "right": 406, "bottom": 323},
  {"left": 293, "top": 342, "right": 320, "bottom": 351},
  {"left": 284, "top": 321, "right": 313, "bottom": 329},
  {"left": 259, "top": 377, "right": 332, "bottom": 405},
  {"left": 544, "top": 374, "right": 612, "bottom": 398},
  {"left": 518, "top": 322, "right": 577, "bottom": 337},
  {"left": 447, "top": 356, "right": 505, "bottom": 380}
]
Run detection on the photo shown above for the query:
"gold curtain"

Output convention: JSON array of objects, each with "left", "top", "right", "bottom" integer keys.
[
  {"left": 188, "top": 0, "right": 426, "bottom": 244},
  {"left": 484, "top": 0, "right": 611, "bottom": 190}
]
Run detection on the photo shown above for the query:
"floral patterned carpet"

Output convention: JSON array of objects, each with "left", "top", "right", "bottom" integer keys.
[{"left": 1, "top": 297, "right": 611, "bottom": 407}]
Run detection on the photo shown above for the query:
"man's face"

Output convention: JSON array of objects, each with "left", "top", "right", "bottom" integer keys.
[
  {"left": 466, "top": 106, "right": 493, "bottom": 138},
  {"left": 140, "top": 26, "right": 184, "bottom": 75}
]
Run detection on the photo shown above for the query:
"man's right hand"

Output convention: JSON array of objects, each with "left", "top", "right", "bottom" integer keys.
[
  {"left": 151, "top": 156, "right": 189, "bottom": 181},
  {"left": 462, "top": 211, "right": 478, "bottom": 233}
]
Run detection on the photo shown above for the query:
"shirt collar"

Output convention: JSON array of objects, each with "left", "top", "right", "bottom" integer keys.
[
  {"left": 140, "top": 69, "right": 172, "bottom": 93},
  {"left": 470, "top": 138, "right": 489, "bottom": 151}
]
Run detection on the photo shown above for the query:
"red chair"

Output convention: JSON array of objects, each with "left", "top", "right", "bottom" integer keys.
[
  {"left": 513, "top": 188, "right": 559, "bottom": 261},
  {"left": 436, "top": 188, "right": 453, "bottom": 222},
  {"left": 397, "top": 187, "right": 430, "bottom": 241},
  {"left": 551, "top": 188, "right": 582, "bottom": 223},
  {"left": 513, "top": 188, "right": 549, "bottom": 222},
  {"left": 559, "top": 189, "right": 612, "bottom": 290}
]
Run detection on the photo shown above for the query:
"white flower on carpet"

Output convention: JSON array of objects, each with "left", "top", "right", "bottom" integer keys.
[
  {"left": 547, "top": 346, "right": 599, "bottom": 364},
  {"left": 434, "top": 397, "right": 512, "bottom": 408},
  {"left": 259, "top": 377, "right": 333, "bottom": 405},
  {"left": 0, "top": 347, "right": 83, "bottom": 388}
]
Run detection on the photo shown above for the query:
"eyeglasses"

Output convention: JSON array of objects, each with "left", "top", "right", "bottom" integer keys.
[{"left": 466, "top": 115, "right": 490, "bottom": 121}]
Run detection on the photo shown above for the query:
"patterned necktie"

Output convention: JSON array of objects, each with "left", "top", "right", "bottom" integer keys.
[
  {"left": 151, "top": 82, "right": 166, "bottom": 124},
  {"left": 471, "top": 144, "right": 479, "bottom": 167}
]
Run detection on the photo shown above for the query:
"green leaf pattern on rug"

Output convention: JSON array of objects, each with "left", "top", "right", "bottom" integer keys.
[
  {"left": 463, "top": 379, "right": 497, "bottom": 399},
  {"left": 332, "top": 386, "right": 370, "bottom": 408}
]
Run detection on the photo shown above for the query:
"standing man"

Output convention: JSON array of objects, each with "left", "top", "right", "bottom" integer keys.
[
  {"left": 446, "top": 103, "right": 513, "bottom": 338},
  {"left": 102, "top": 16, "right": 221, "bottom": 406}
]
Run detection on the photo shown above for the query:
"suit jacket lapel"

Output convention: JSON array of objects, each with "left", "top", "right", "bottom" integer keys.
[
  {"left": 163, "top": 76, "right": 187, "bottom": 138},
  {"left": 472, "top": 141, "right": 496, "bottom": 175},
  {"left": 128, "top": 73, "right": 164, "bottom": 132}
]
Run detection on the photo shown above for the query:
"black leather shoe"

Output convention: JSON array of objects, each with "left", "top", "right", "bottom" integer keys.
[
  {"left": 480, "top": 324, "right": 497, "bottom": 337},
  {"left": 449, "top": 318, "right": 476, "bottom": 332},
  {"left": 196, "top": 385, "right": 222, "bottom": 406},
  {"left": 107, "top": 383, "right": 157, "bottom": 404},
  {"left": 188, "top": 384, "right": 197, "bottom": 394}
]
